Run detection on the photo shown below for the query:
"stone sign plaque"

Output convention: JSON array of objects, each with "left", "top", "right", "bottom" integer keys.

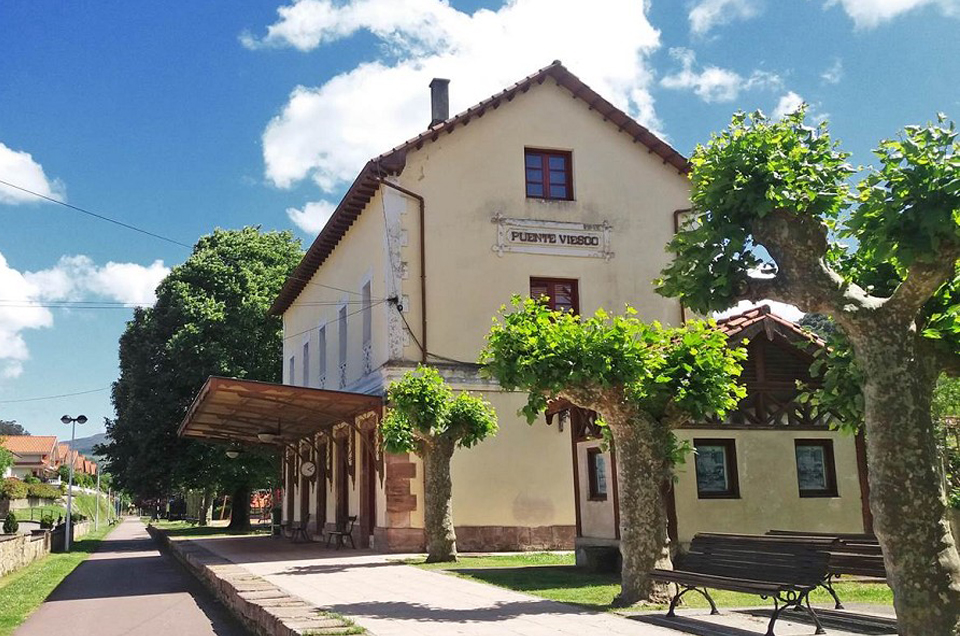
[{"left": 492, "top": 214, "right": 613, "bottom": 259}]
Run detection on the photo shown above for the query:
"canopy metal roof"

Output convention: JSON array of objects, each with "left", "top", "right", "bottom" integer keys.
[{"left": 178, "top": 376, "right": 383, "bottom": 447}]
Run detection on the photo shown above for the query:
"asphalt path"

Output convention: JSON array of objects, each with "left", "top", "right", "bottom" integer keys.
[{"left": 15, "top": 517, "right": 248, "bottom": 636}]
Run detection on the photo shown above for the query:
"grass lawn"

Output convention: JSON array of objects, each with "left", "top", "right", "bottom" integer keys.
[
  {"left": 13, "top": 505, "right": 67, "bottom": 524},
  {"left": 0, "top": 524, "right": 115, "bottom": 636},
  {"left": 409, "top": 552, "right": 894, "bottom": 611},
  {"left": 149, "top": 519, "right": 271, "bottom": 538}
]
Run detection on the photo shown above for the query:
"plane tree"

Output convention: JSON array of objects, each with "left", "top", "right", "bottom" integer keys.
[
  {"left": 380, "top": 365, "right": 497, "bottom": 562},
  {"left": 657, "top": 110, "right": 960, "bottom": 634},
  {"left": 481, "top": 299, "right": 746, "bottom": 604}
]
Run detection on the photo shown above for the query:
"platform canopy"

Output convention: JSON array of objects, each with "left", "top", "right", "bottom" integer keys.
[{"left": 178, "top": 376, "right": 383, "bottom": 447}]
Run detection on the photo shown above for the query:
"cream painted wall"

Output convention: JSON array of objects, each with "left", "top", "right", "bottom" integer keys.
[
  {"left": 673, "top": 429, "right": 865, "bottom": 546},
  {"left": 393, "top": 78, "right": 689, "bottom": 364},
  {"left": 577, "top": 440, "right": 617, "bottom": 539},
  {"left": 282, "top": 76, "right": 691, "bottom": 535}
]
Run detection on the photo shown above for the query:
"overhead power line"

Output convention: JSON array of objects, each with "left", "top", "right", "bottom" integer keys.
[
  {"left": 1, "top": 178, "right": 385, "bottom": 300},
  {"left": 0, "top": 386, "right": 110, "bottom": 404}
]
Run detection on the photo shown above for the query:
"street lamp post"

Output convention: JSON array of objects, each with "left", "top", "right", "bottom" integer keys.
[
  {"left": 95, "top": 468, "right": 101, "bottom": 531},
  {"left": 60, "top": 414, "right": 87, "bottom": 552}
]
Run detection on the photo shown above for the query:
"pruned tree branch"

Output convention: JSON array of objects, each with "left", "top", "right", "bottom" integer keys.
[{"left": 883, "top": 247, "right": 960, "bottom": 323}]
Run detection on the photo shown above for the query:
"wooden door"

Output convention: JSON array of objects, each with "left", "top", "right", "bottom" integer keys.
[
  {"left": 316, "top": 440, "right": 328, "bottom": 532},
  {"left": 336, "top": 436, "right": 349, "bottom": 525},
  {"left": 299, "top": 446, "right": 311, "bottom": 527},
  {"left": 360, "top": 430, "right": 377, "bottom": 547}
]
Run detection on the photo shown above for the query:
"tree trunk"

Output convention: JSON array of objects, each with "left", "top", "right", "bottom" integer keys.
[
  {"left": 198, "top": 488, "right": 213, "bottom": 526},
  {"left": 608, "top": 414, "right": 674, "bottom": 606},
  {"left": 422, "top": 439, "right": 457, "bottom": 563},
  {"left": 856, "top": 335, "right": 960, "bottom": 635},
  {"left": 227, "top": 484, "right": 251, "bottom": 532}
]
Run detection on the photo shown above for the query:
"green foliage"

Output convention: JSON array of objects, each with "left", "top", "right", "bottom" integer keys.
[
  {"left": 101, "top": 227, "right": 302, "bottom": 501},
  {"left": 57, "top": 466, "right": 70, "bottom": 483},
  {"left": 0, "top": 443, "right": 13, "bottom": 477},
  {"left": 2, "top": 512, "right": 17, "bottom": 534},
  {"left": 0, "top": 478, "right": 27, "bottom": 501},
  {"left": 39, "top": 514, "right": 54, "bottom": 530},
  {"left": 0, "top": 421, "right": 29, "bottom": 436},
  {"left": 381, "top": 366, "right": 498, "bottom": 454},
  {"left": 22, "top": 476, "right": 39, "bottom": 485},
  {"left": 479, "top": 297, "right": 747, "bottom": 426},
  {"left": 935, "top": 376, "right": 960, "bottom": 423},
  {"left": 657, "top": 108, "right": 855, "bottom": 312},
  {"left": 26, "top": 483, "right": 60, "bottom": 500}
]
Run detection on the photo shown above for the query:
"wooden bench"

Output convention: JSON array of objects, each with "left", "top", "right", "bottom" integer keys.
[
  {"left": 325, "top": 515, "right": 357, "bottom": 550},
  {"left": 766, "top": 530, "right": 885, "bottom": 609},
  {"left": 651, "top": 533, "right": 832, "bottom": 636}
]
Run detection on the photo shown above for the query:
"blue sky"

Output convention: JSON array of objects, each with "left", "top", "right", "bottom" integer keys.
[{"left": 1, "top": 0, "right": 957, "bottom": 438}]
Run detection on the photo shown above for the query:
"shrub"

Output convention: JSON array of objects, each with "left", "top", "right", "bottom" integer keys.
[
  {"left": 23, "top": 475, "right": 40, "bottom": 485},
  {"left": 72, "top": 512, "right": 87, "bottom": 523},
  {"left": 3, "top": 512, "right": 18, "bottom": 534},
  {"left": 39, "top": 514, "right": 54, "bottom": 529},
  {"left": 0, "top": 477, "right": 28, "bottom": 500},
  {"left": 27, "top": 483, "right": 61, "bottom": 500}
]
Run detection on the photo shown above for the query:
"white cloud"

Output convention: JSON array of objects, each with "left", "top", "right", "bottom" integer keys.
[
  {"left": 660, "top": 48, "right": 782, "bottom": 103},
  {"left": 0, "top": 142, "right": 64, "bottom": 205},
  {"left": 0, "top": 252, "right": 169, "bottom": 380},
  {"left": 249, "top": 0, "right": 663, "bottom": 203},
  {"left": 286, "top": 200, "right": 336, "bottom": 235},
  {"left": 715, "top": 300, "right": 805, "bottom": 323},
  {"left": 0, "top": 253, "right": 52, "bottom": 379},
  {"left": 825, "top": 0, "right": 959, "bottom": 28},
  {"left": 772, "top": 91, "right": 805, "bottom": 119},
  {"left": 820, "top": 58, "right": 843, "bottom": 84},
  {"left": 24, "top": 255, "right": 169, "bottom": 306},
  {"left": 689, "top": 0, "right": 762, "bottom": 36}
]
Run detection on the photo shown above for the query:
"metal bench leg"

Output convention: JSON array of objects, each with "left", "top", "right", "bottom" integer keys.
[
  {"left": 821, "top": 574, "right": 844, "bottom": 610},
  {"left": 666, "top": 584, "right": 685, "bottom": 617},
  {"left": 765, "top": 596, "right": 786, "bottom": 636},
  {"left": 667, "top": 585, "right": 719, "bottom": 617},
  {"left": 801, "top": 591, "right": 827, "bottom": 635},
  {"left": 699, "top": 588, "right": 720, "bottom": 615}
]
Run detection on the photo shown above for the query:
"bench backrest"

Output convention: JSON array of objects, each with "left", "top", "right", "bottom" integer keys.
[
  {"left": 765, "top": 530, "right": 885, "bottom": 578},
  {"left": 679, "top": 533, "right": 831, "bottom": 586}
]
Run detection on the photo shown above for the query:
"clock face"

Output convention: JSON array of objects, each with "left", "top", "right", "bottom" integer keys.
[{"left": 300, "top": 461, "right": 317, "bottom": 478}]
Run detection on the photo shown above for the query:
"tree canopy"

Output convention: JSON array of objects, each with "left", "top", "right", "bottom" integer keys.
[
  {"left": 102, "top": 227, "right": 302, "bottom": 524},
  {"left": 656, "top": 109, "right": 960, "bottom": 634},
  {"left": 0, "top": 421, "right": 29, "bottom": 436}
]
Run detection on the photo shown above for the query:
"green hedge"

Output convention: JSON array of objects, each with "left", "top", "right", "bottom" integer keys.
[
  {"left": 26, "top": 483, "right": 61, "bottom": 500},
  {"left": 0, "top": 478, "right": 27, "bottom": 500}
]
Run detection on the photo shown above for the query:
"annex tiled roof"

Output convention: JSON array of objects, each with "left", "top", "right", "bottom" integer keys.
[
  {"left": 270, "top": 61, "right": 690, "bottom": 316},
  {"left": 716, "top": 305, "right": 825, "bottom": 348},
  {"left": 0, "top": 435, "right": 58, "bottom": 455}
]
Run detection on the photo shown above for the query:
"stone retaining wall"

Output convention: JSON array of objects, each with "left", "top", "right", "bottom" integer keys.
[
  {"left": 147, "top": 526, "right": 363, "bottom": 635},
  {"left": 50, "top": 520, "right": 92, "bottom": 552},
  {"left": 0, "top": 531, "right": 51, "bottom": 577},
  {"left": 0, "top": 497, "right": 58, "bottom": 515}
]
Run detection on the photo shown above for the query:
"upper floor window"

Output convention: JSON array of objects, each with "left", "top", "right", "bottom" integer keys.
[
  {"left": 530, "top": 277, "right": 579, "bottom": 314},
  {"left": 694, "top": 438, "right": 740, "bottom": 499},
  {"left": 318, "top": 325, "right": 327, "bottom": 385},
  {"left": 525, "top": 149, "right": 573, "bottom": 200},
  {"left": 338, "top": 306, "right": 348, "bottom": 367},
  {"left": 288, "top": 356, "right": 295, "bottom": 386},
  {"left": 302, "top": 342, "right": 310, "bottom": 387},
  {"left": 362, "top": 281, "right": 372, "bottom": 346},
  {"left": 795, "top": 439, "right": 838, "bottom": 497}
]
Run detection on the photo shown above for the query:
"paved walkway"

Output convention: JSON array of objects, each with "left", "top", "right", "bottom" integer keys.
[
  {"left": 189, "top": 534, "right": 897, "bottom": 636},
  {"left": 16, "top": 518, "right": 248, "bottom": 636}
]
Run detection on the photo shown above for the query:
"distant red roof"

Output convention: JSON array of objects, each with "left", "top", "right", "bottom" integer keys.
[
  {"left": 1, "top": 435, "right": 58, "bottom": 456},
  {"left": 270, "top": 61, "right": 690, "bottom": 316},
  {"left": 716, "top": 305, "right": 824, "bottom": 348}
]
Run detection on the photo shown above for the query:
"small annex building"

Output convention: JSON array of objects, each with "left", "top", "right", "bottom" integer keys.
[{"left": 180, "top": 62, "right": 869, "bottom": 553}]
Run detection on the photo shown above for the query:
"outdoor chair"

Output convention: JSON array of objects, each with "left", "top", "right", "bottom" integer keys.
[
  {"left": 326, "top": 515, "right": 356, "bottom": 549},
  {"left": 291, "top": 514, "right": 311, "bottom": 543}
]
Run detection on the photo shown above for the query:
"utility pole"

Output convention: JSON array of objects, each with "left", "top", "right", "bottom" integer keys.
[{"left": 95, "top": 467, "right": 101, "bottom": 531}]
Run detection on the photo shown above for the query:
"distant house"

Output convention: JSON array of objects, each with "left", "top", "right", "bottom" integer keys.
[
  {"left": 2, "top": 450, "right": 19, "bottom": 478},
  {"left": 0, "top": 436, "right": 59, "bottom": 481}
]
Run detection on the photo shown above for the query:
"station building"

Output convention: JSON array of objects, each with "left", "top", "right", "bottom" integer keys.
[{"left": 179, "top": 62, "right": 870, "bottom": 554}]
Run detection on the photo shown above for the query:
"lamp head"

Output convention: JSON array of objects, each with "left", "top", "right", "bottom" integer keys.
[
  {"left": 61, "top": 415, "right": 71, "bottom": 425},
  {"left": 76, "top": 415, "right": 88, "bottom": 425}
]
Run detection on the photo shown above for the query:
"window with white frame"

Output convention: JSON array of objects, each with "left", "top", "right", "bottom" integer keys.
[
  {"left": 338, "top": 305, "right": 348, "bottom": 387},
  {"left": 302, "top": 341, "right": 310, "bottom": 387},
  {"left": 318, "top": 325, "right": 327, "bottom": 387},
  {"left": 362, "top": 281, "right": 372, "bottom": 345}
]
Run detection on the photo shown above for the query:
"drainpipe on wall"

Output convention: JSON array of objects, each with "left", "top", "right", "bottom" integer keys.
[{"left": 377, "top": 179, "right": 428, "bottom": 364}]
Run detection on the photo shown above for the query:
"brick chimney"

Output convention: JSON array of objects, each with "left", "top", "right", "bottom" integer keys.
[{"left": 429, "top": 78, "right": 450, "bottom": 127}]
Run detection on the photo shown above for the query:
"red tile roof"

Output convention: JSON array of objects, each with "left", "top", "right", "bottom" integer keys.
[
  {"left": 0, "top": 435, "right": 58, "bottom": 455},
  {"left": 716, "top": 305, "right": 825, "bottom": 348},
  {"left": 269, "top": 61, "right": 690, "bottom": 316}
]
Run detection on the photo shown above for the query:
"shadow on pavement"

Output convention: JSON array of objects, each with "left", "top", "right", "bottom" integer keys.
[{"left": 324, "top": 598, "right": 603, "bottom": 624}]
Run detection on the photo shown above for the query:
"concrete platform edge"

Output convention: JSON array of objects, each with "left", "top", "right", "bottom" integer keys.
[{"left": 147, "top": 525, "right": 365, "bottom": 636}]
